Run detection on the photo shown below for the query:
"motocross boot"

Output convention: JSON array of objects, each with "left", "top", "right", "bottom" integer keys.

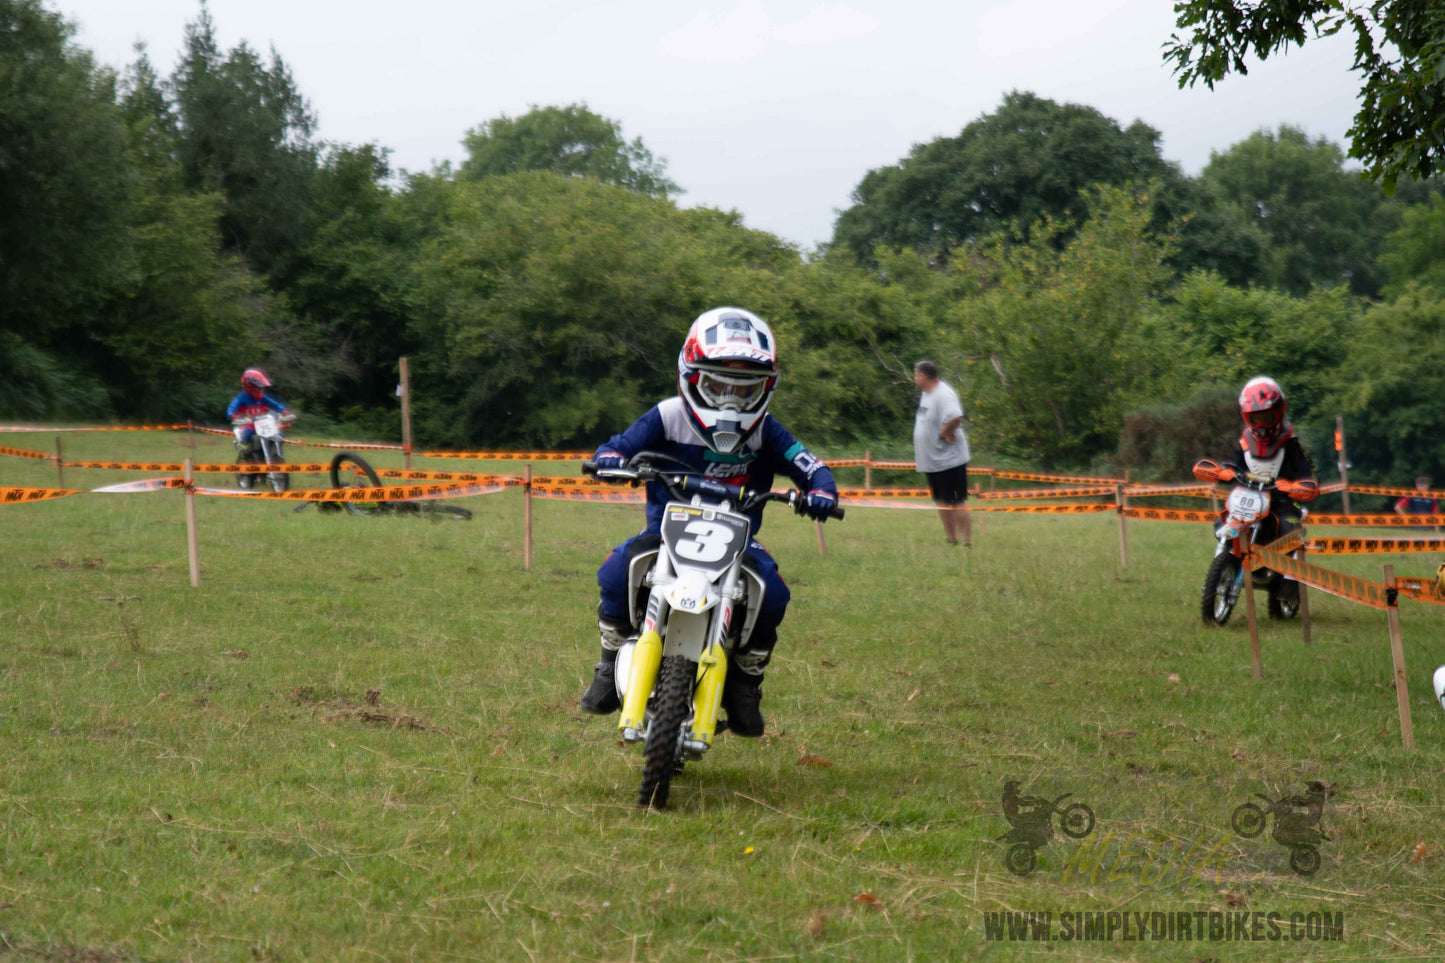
[
  {"left": 722, "top": 648, "right": 768, "bottom": 737},
  {"left": 579, "top": 614, "right": 628, "bottom": 714}
]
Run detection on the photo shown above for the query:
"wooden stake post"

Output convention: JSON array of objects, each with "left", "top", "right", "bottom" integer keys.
[
  {"left": 523, "top": 463, "right": 533, "bottom": 571},
  {"left": 1115, "top": 484, "right": 1128, "bottom": 566},
  {"left": 184, "top": 457, "right": 200, "bottom": 588},
  {"left": 1244, "top": 563, "right": 1262, "bottom": 680},
  {"left": 1383, "top": 564, "right": 1414, "bottom": 749},
  {"left": 55, "top": 436, "right": 64, "bottom": 488},
  {"left": 863, "top": 449, "right": 871, "bottom": 490},
  {"left": 399, "top": 357, "right": 413, "bottom": 470},
  {"left": 1297, "top": 544, "right": 1311, "bottom": 646},
  {"left": 1335, "top": 415, "right": 1350, "bottom": 514}
]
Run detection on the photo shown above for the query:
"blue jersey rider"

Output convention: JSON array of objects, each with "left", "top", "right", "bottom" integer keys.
[
  {"left": 225, "top": 367, "right": 291, "bottom": 489},
  {"left": 579, "top": 307, "right": 839, "bottom": 737}
]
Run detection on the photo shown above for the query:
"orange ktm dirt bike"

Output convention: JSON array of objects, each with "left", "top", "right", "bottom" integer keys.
[
  {"left": 583, "top": 453, "right": 844, "bottom": 810},
  {"left": 1192, "top": 459, "right": 1317, "bottom": 626}
]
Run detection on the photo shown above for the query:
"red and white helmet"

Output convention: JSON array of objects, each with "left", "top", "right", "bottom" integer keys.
[
  {"left": 677, "top": 307, "right": 779, "bottom": 454},
  {"left": 1238, "top": 375, "right": 1291, "bottom": 456},
  {"left": 241, "top": 367, "right": 272, "bottom": 391}
]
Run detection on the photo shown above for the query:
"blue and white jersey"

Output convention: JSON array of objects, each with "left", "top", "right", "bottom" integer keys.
[
  {"left": 595, "top": 396, "right": 836, "bottom": 536},
  {"left": 226, "top": 391, "right": 289, "bottom": 423}
]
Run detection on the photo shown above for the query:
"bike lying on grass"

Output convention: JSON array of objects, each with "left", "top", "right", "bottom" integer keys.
[
  {"left": 290, "top": 451, "right": 472, "bottom": 520},
  {"left": 583, "top": 452, "right": 844, "bottom": 810},
  {"left": 1192, "top": 458, "right": 1317, "bottom": 627}
]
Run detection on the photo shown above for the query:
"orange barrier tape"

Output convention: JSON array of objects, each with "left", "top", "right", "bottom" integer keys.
[
  {"left": 1305, "top": 513, "right": 1445, "bottom": 527},
  {"left": 1124, "top": 483, "right": 1218, "bottom": 498},
  {"left": 0, "top": 424, "right": 191, "bottom": 433},
  {"left": 423, "top": 450, "right": 591, "bottom": 461},
  {"left": 1304, "top": 537, "right": 1445, "bottom": 555},
  {"left": 530, "top": 484, "right": 646, "bottom": 504},
  {"left": 976, "top": 485, "right": 1116, "bottom": 500},
  {"left": 90, "top": 478, "right": 188, "bottom": 493},
  {"left": 971, "top": 502, "right": 1116, "bottom": 514},
  {"left": 823, "top": 458, "right": 867, "bottom": 468},
  {"left": 193, "top": 481, "right": 508, "bottom": 502},
  {"left": 1251, "top": 544, "right": 1391, "bottom": 609},
  {"left": 1, "top": 487, "right": 84, "bottom": 504},
  {"left": 1394, "top": 577, "right": 1445, "bottom": 605},
  {"left": 64, "top": 460, "right": 338, "bottom": 474},
  {"left": 0, "top": 445, "right": 52, "bottom": 461},
  {"left": 865, "top": 460, "right": 916, "bottom": 470},
  {"left": 837, "top": 487, "right": 932, "bottom": 499},
  {"left": 994, "top": 469, "right": 1125, "bottom": 485},
  {"left": 1346, "top": 484, "right": 1445, "bottom": 498},
  {"left": 1318, "top": 481, "right": 1347, "bottom": 494},
  {"left": 373, "top": 469, "right": 521, "bottom": 485},
  {"left": 1121, "top": 506, "right": 1221, "bottom": 524}
]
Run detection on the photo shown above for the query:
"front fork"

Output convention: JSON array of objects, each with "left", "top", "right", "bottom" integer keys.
[{"left": 617, "top": 558, "right": 740, "bottom": 752}]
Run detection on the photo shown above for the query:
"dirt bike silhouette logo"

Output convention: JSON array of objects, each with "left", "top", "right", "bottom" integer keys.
[
  {"left": 997, "top": 780, "right": 1096, "bottom": 875},
  {"left": 1231, "top": 781, "right": 1332, "bottom": 876}
]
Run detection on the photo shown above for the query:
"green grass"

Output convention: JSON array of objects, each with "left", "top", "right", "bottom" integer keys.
[{"left": 0, "top": 430, "right": 1442, "bottom": 960}]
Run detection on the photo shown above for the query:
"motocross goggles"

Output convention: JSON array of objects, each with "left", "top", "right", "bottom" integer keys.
[
  {"left": 694, "top": 367, "right": 770, "bottom": 412},
  {"left": 1243, "top": 407, "right": 1283, "bottom": 433}
]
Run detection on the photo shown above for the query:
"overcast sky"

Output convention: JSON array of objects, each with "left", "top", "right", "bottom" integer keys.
[{"left": 54, "top": 0, "right": 1364, "bottom": 250}]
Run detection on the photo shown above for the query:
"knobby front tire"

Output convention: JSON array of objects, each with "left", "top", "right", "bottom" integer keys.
[
  {"left": 329, "top": 452, "right": 383, "bottom": 515},
  {"left": 638, "top": 655, "right": 695, "bottom": 810},
  {"left": 1201, "top": 553, "right": 1242, "bottom": 627}
]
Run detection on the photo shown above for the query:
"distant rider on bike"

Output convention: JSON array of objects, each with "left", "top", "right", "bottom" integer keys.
[
  {"left": 579, "top": 307, "right": 839, "bottom": 736},
  {"left": 226, "top": 367, "right": 292, "bottom": 489},
  {"left": 1196, "top": 377, "right": 1319, "bottom": 605}
]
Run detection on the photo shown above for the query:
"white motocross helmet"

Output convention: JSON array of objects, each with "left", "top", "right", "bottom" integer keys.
[{"left": 677, "top": 307, "right": 779, "bottom": 454}]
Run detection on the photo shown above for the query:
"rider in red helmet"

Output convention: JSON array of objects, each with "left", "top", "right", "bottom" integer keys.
[
  {"left": 225, "top": 368, "right": 291, "bottom": 490},
  {"left": 1216, "top": 375, "right": 1318, "bottom": 530}
]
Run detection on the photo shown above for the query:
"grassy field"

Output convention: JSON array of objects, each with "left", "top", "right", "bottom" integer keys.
[{"left": 0, "top": 429, "right": 1442, "bottom": 961}]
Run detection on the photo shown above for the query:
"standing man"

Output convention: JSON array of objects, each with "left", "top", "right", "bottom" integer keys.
[{"left": 912, "top": 360, "right": 971, "bottom": 546}]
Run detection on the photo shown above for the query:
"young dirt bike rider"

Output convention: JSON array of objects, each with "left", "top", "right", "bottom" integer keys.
[
  {"left": 579, "top": 307, "right": 839, "bottom": 737},
  {"left": 1195, "top": 377, "right": 1319, "bottom": 591},
  {"left": 225, "top": 367, "right": 292, "bottom": 490}
]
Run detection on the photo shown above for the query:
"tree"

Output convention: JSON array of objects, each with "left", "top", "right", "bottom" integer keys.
[
  {"left": 1326, "top": 288, "right": 1445, "bottom": 480},
  {"left": 1200, "top": 126, "right": 1393, "bottom": 296},
  {"left": 947, "top": 185, "right": 1184, "bottom": 466},
  {"left": 830, "top": 92, "right": 1180, "bottom": 264},
  {"left": 1167, "top": 1, "right": 1445, "bottom": 192},
  {"left": 457, "top": 103, "right": 679, "bottom": 199},
  {"left": 0, "top": 0, "right": 134, "bottom": 339},
  {"left": 168, "top": 3, "right": 318, "bottom": 278},
  {"left": 1379, "top": 195, "right": 1445, "bottom": 296}
]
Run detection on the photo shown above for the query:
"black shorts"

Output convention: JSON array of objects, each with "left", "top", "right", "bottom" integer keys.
[{"left": 926, "top": 464, "right": 968, "bottom": 503}]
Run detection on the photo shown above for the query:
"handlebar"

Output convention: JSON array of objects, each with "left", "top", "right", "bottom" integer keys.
[{"left": 581, "top": 457, "right": 844, "bottom": 519}]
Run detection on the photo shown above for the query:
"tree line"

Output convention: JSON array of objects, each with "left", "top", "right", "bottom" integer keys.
[{"left": 4, "top": 0, "right": 1445, "bottom": 484}]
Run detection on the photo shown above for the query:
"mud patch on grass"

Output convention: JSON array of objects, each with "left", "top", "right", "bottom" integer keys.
[{"left": 286, "top": 685, "right": 448, "bottom": 733}]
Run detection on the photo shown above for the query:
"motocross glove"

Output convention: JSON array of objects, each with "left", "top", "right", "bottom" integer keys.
[
  {"left": 593, "top": 452, "right": 627, "bottom": 473},
  {"left": 798, "top": 489, "right": 837, "bottom": 521}
]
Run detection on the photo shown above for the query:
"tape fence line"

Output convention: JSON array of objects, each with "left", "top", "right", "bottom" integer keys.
[
  {"left": 1304, "top": 513, "right": 1445, "bottom": 527},
  {"left": 1305, "top": 536, "right": 1445, "bottom": 555},
  {"left": 1250, "top": 544, "right": 1392, "bottom": 609}
]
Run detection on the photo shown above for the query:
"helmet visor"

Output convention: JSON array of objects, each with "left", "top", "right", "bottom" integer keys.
[
  {"left": 696, "top": 369, "right": 769, "bottom": 412},
  {"left": 1244, "top": 407, "right": 1282, "bottom": 432}
]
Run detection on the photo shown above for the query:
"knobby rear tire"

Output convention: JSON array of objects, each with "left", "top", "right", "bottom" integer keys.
[
  {"left": 1201, "top": 552, "right": 1242, "bottom": 627},
  {"left": 329, "top": 452, "right": 383, "bottom": 515},
  {"left": 637, "top": 655, "right": 695, "bottom": 810}
]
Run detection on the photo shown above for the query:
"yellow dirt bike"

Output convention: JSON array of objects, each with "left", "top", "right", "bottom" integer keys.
[{"left": 583, "top": 454, "right": 843, "bottom": 809}]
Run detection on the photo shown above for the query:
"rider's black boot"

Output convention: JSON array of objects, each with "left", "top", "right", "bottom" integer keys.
[
  {"left": 722, "top": 668, "right": 765, "bottom": 737},
  {"left": 580, "top": 645, "right": 620, "bottom": 714}
]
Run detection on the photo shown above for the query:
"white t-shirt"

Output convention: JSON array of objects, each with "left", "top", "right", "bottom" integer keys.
[{"left": 913, "top": 380, "right": 970, "bottom": 473}]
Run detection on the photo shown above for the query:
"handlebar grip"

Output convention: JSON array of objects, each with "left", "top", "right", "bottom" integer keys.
[
  {"left": 581, "top": 460, "right": 598, "bottom": 476},
  {"left": 830, "top": 505, "right": 845, "bottom": 520}
]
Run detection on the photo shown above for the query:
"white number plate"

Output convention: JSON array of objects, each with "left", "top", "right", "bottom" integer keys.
[{"left": 1226, "top": 487, "right": 1269, "bottom": 522}]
